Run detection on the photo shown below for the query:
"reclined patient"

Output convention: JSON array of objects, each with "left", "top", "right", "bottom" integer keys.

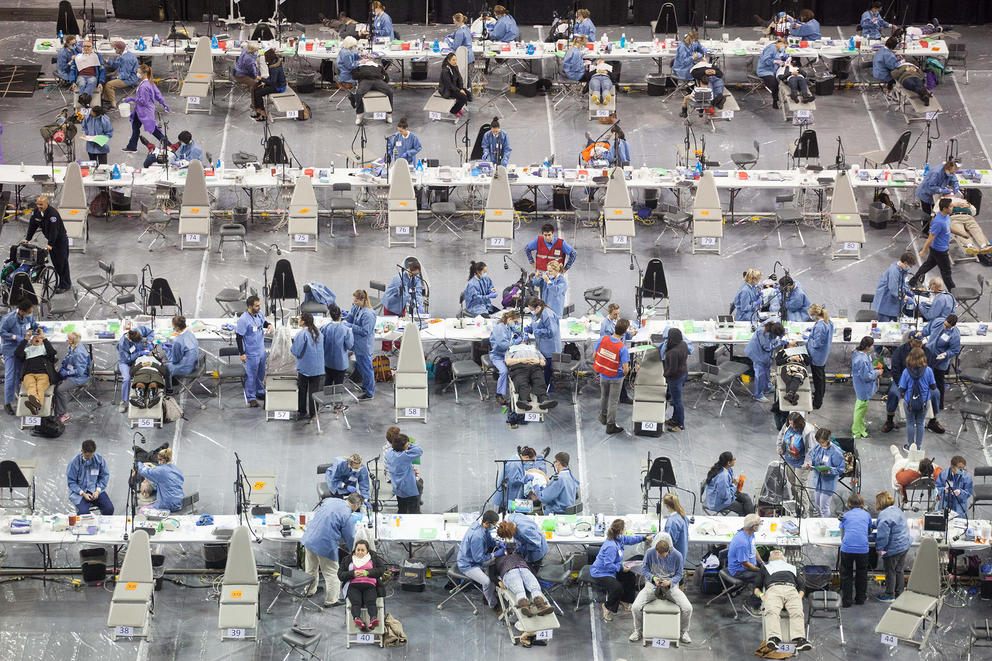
[
  {"left": 504, "top": 343, "right": 557, "bottom": 411},
  {"left": 129, "top": 353, "right": 168, "bottom": 409},
  {"left": 16, "top": 328, "right": 57, "bottom": 415},
  {"left": 775, "top": 347, "right": 810, "bottom": 406},
  {"left": 493, "top": 521, "right": 554, "bottom": 620},
  {"left": 944, "top": 195, "right": 992, "bottom": 256}
]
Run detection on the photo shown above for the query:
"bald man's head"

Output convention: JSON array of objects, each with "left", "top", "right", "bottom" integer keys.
[{"left": 36, "top": 196, "right": 49, "bottom": 212}]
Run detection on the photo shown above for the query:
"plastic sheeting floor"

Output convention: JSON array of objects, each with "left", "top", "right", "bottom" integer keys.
[{"left": 0, "top": 15, "right": 991, "bottom": 661}]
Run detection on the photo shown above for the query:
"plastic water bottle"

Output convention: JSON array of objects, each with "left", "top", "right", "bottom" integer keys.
[
  {"left": 111, "top": 164, "right": 120, "bottom": 180},
  {"left": 137, "top": 36, "right": 146, "bottom": 51},
  {"left": 152, "top": 34, "right": 160, "bottom": 47},
  {"left": 211, "top": 34, "right": 219, "bottom": 49},
  {"left": 432, "top": 38, "right": 440, "bottom": 53},
  {"left": 848, "top": 36, "right": 855, "bottom": 50},
  {"left": 620, "top": 33, "right": 626, "bottom": 48},
  {"left": 58, "top": 30, "right": 63, "bottom": 40},
  {"left": 922, "top": 162, "right": 930, "bottom": 177}
]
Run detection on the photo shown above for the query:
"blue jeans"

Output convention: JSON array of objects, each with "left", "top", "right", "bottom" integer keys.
[
  {"left": 125, "top": 112, "right": 165, "bottom": 151},
  {"left": 119, "top": 363, "right": 132, "bottom": 403},
  {"left": 243, "top": 350, "right": 266, "bottom": 400},
  {"left": 75, "top": 75, "right": 98, "bottom": 96},
  {"left": 76, "top": 491, "right": 115, "bottom": 515},
  {"left": 590, "top": 73, "right": 613, "bottom": 96},
  {"left": 492, "top": 355, "right": 508, "bottom": 396},
  {"left": 886, "top": 381, "right": 900, "bottom": 413},
  {"left": 904, "top": 402, "right": 926, "bottom": 449},
  {"left": 668, "top": 375, "right": 686, "bottom": 426},
  {"left": 815, "top": 488, "right": 833, "bottom": 517},
  {"left": 354, "top": 353, "right": 374, "bottom": 397},
  {"left": 3, "top": 354, "right": 21, "bottom": 404},
  {"left": 753, "top": 360, "right": 771, "bottom": 398}
]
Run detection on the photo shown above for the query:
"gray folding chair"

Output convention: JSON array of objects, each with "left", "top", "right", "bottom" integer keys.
[{"left": 173, "top": 352, "right": 214, "bottom": 410}]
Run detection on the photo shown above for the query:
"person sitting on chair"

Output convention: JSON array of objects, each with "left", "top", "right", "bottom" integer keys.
[
  {"left": 588, "top": 60, "right": 614, "bottom": 105},
  {"left": 129, "top": 353, "right": 168, "bottom": 409},
  {"left": 679, "top": 73, "right": 725, "bottom": 118},
  {"left": 630, "top": 537, "right": 692, "bottom": 645},
  {"left": 504, "top": 342, "right": 558, "bottom": 411},
  {"left": 493, "top": 521, "right": 554, "bottom": 619},
  {"left": 754, "top": 549, "right": 813, "bottom": 654},
  {"left": 775, "top": 348, "right": 811, "bottom": 406},
  {"left": 163, "top": 315, "right": 199, "bottom": 392},
  {"left": 16, "top": 327, "right": 57, "bottom": 415},
  {"left": 134, "top": 447, "right": 184, "bottom": 512},
  {"left": 338, "top": 539, "right": 386, "bottom": 633},
  {"left": 53, "top": 330, "right": 90, "bottom": 423},
  {"left": 251, "top": 49, "right": 287, "bottom": 122}
]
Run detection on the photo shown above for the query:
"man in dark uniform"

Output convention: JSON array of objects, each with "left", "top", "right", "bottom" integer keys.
[{"left": 25, "top": 195, "right": 71, "bottom": 292}]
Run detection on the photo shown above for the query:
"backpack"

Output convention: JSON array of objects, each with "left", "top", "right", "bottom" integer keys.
[
  {"left": 908, "top": 375, "right": 926, "bottom": 411},
  {"left": 433, "top": 357, "right": 453, "bottom": 385},
  {"left": 373, "top": 355, "right": 392, "bottom": 382},
  {"left": 33, "top": 416, "right": 65, "bottom": 438},
  {"left": 88, "top": 189, "right": 110, "bottom": 217},
  {"left": 563, "top": 342, "right": 581, "bottom": 362},
  {"left": 263, "top": 135, "right": 289, "bottom": 164}
]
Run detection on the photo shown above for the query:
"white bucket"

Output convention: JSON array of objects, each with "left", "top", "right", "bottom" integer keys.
[{"left": 118, "top": 102, "right": 132, "bottom": 118}]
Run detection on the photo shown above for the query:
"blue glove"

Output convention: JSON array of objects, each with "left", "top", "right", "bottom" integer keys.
[{"left": 346, "top": 485, "right": 357, "bottom": 494}]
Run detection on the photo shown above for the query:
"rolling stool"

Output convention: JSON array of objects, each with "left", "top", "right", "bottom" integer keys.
[
  {"left": 281, "top": 626, "right": 322, "bottom": 660},
  {"left": 218, "top": 223, "right": 248, "bottom": 260},
  {"left": 583, "top": 287, "right": 611, "bottom": 315}
]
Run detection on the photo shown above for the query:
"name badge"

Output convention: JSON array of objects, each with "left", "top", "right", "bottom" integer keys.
[
  {"left": 129, "top": 346, "right": 135, "bottom": 353},
  {"left": 252, "top": 326, "right": 258, "bottom": 333},
  {"left": 90, "top": 469, "right": 99, "bottom": 476},
  {"left": 941, "top": 334, "right": 950, "bottom": 342}
]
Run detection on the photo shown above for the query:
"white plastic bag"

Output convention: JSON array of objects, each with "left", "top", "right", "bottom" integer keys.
[{"left": 118, "top": 102, "right": 132, "bottom": 118}]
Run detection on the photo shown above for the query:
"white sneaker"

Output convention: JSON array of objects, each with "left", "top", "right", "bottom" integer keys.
[
  {"left": 680, "top": 632, "right": 692, "bottom": 644},
  {"left": 117, "top": 401, "right": 127, "bottom": 413},
  {"left": 355, "top": 115, "right": 363, "bottom": 125},
  {"left": 386, "top": 113, "right": 392, "bottom": 124},
  {"left": 628, "top": 630, "right": 642, "bottom": 642}
]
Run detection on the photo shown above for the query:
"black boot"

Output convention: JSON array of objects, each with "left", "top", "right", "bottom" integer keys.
[
  {"left": 146, "top": 388, "right": 162, "bottom": 408},
  {"left": 129, "top": 387, "right": 147, "bottom": 408}
]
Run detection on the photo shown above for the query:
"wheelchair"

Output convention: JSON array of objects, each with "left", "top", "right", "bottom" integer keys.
[{"left": 1, "top": 244, "right": 58, "bottom": 307}]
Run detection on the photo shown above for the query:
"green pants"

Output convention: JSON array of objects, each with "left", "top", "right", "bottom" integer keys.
[{"left": 852, "top": 398, "right": 869, "bottom": 437}]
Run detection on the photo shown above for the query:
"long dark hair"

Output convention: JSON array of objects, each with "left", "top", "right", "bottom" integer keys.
[
  {"left": 856, "top": 336, "right": 874, "bottom": 352},
  {"left": 764, "top": 321, "right": 785, "bottom": 337},
  {"left": 705, "top": 451, "right": 734, "bottom": 485},
  {"left": 606, "top": 519, "right": 625, "bottom": 540},
  {"left": 300, "top": 312, "right": 319, "bottom": 342},
  {"left": 468, "top": 260, "right": 486, "bottom": 280}
]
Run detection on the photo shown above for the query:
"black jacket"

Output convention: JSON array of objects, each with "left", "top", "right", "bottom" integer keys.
[
  {"left": 338, "top": 550, "right": 387, "bottom": 597},
  {"left": 27, "top": 206, "right": 68, "bottom": 247},
  {"left": 439, "top": 63, "right": 464, "bottom": 98},
  {"left": 353, "top": 63, "right": 386, "bottom": 81},
  {"left": 16, "top": 338, "right": 57, "bottom": 382},
  {"left": 663, "top": 341, "right": 689, "bottom": 381}
]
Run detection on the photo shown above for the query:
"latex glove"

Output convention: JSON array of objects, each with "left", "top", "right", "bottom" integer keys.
[
  {"left": 346, "top": 485, "right": 357, "bottom": 494},
  {"left": 953, "top": 489, "right": 962, "bottom": 496},
  {"left": 937, "top": 352, "right": 947, "bottom": 360}
]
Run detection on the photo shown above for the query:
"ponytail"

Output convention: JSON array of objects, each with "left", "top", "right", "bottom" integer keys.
[
  {"left": 705, "top": 451, "right": 733, "bottom": 485},
  {"left": 300, "top": 312, "right": 319, "bottom": 342},
  {"left": 808, "top": 303, "right": 829, "bottom": 324},
  {"left": 856, "top": 336, "right": 874, "bottom": 352},
  {"left": 662, "top": 493, "right": 686, "bottom": 519},
  {"left": 353, "top": 289, "right": 369, "bottom": 307},
  {"left": 490, "top": 116, "right": 500, "bottom": 129},
  {"left": 468, "top": 260, "right": 486, "bottom": 280}
]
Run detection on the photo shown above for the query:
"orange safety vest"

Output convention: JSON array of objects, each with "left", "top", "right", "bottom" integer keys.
[
  {"left": 593, "top": 335, "right": 625, "bottom": 377},
  {"left": 581, "top": 141, "right": 611, "bottom": 164}
]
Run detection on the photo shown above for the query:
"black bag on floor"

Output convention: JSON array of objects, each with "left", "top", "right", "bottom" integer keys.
[
  {"left": 33, "top": 416, "right": 65, "bottom": 438},
  {"left": 295, "top": 72, "right": 316, "bottom": 93},
  {"left": 263, "top": 136, "right": 289, "bottom": 164},
  {"left": 320, "top": 59, "right": 335, "bottom": 83},
  {"left": 553, "top": 187, "right": 573, "bottom": 211},
  {"left": 433, "top": 357, "right": 453, "bottom": 385}
]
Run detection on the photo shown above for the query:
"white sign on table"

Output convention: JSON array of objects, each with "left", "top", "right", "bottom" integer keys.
[
  {"left": 188, "top": 96, "right": 200, "bottom": 105},
  {"left": 490, "top": 237, "right": 506, "bottom": 247},
  {"left": 294, "top": 234, "right": 310, "bottom": 243},
  {"left": 24, "top": 416, "right": 41, "bottom": 427},
  {"left": 395, "top": 226, "right": 410, "bottom": 235},
  {"left": 226, "top": 628, "right": 246, "bottom": 639},
  {"left": 535, "top": 630, "right": 553, "bottom": 640},
  {"left": 641, "top": 421, "right": 657, "bottom": 431},
  {"left": 273, "top": 410, "right": 291, "bottom": 420},
  {"left": 778, "top": 643, "right": 796, "bottom": 654},
  {"left": 355, "top": 633, "right": 375, "bottom": 644},
  {"left": 138, "top": 418, "right": 154, "bottom": 428},
  {"left": 285, "top": 110, "right": 299, "bottom": 119},
  {"left": 596, "top": 109, "right": 609, "bottom": 118},
  {"left": 843, "top": 242, "right": 859, "bottom": 251},
  {"left": 185, "top": 233, "right": 201, "bottom": 243},
  {"left": 612, "top": 235, "right": 628, "bottom": 245},
  {"left": 404, "top": 408, "right": 422, "bottom": 417},
  {"left": 880, "top": 633, "right": 898, "bottom": 647},
  {"left": 115, "top": 626, "right": 134, "bottom": 637},
  {"left": 651, "top": 638, "right": 670, "bottom": 648},
  {"left": 524, "top": 412, "right": 541, "bottom": 422},
  {"left": 700, "top": 237, "right": 717, "bottom": 246}
]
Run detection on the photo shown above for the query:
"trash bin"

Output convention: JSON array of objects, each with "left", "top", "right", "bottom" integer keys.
[
  {"left": 203, "top": 543, "right": 228, "bottom": 570},
  {"left": 645, "top": 73, "right": 669, "bottom": 96},
  {"left": 869, "top": 202, "right": 892, "bottom": 229},
  {"left": 80, "top": 547, "right": 107, "bottom": 583},
  {"left": 515, "top": 73, "right": 538, "bottom": 97},
  {"left": 151, "top": 553, "right": 165, "bottom": 591}
]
